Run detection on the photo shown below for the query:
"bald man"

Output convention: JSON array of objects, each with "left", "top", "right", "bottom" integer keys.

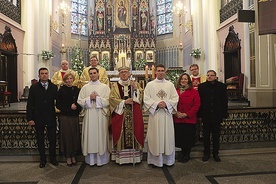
[{"left": 51, "top": 60, "right": 79, "bottom": 88}]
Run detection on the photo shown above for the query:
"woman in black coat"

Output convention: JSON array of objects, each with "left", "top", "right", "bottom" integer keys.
[{"left": 56, "top": 73, "right": 82, "bottom": 166}]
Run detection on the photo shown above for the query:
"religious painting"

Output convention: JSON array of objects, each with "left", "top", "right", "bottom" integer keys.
[
  {"left": 146, "top": 51, "right": 154, "bottom": 62},
  {"left": 90, "top": 51, "right": 99, "bottom": 60},
  {"left": 135, "top": 51, "right": 143, "bottom": 61},
  {"left": 101, "top": 51, "right": 110, "bottom": 61},
  {"left": 115, "top": 0, "right": 129, "bottom": 28}
]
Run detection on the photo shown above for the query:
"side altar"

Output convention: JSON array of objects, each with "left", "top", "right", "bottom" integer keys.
[{"left": 89, "top": 0, "right": 156, "bottom": 70}]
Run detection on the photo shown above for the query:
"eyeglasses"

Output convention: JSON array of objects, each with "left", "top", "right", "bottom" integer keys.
[
  {"left": 119, "top": 71, "right": 129, "bottom": 74},
  {"left": 190, "top": 68, "right": 198, "bottom": 71},
  {"left": 207, "top": 74, "right": 216, "bottom": 77}
]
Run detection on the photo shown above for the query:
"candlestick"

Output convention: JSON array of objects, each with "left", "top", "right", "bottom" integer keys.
[
  {"left": 145, "top": 65, "right": 149, "bottom": 78},
  {"left": 151, "top": 65, "right": 155, "bottom": 79}
]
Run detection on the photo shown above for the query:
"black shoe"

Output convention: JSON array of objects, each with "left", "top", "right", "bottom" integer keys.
[
  {"left": 181, "top": 156, "right": 190, "bottom": 163},
  {"left": 39, "top": 161, "right": 46, "bottom": 168},
  {"left": 50, "top": 159, "right": 59, "bottom": 166},
  {"left": 177, "top": 153, "right": 184, "bottom": 162},
  {"left": 213, "top": 155, "right": 221, "bottom": 162},
  {"left": 202, "top": 155, "right": 209, "bottom": 162}
]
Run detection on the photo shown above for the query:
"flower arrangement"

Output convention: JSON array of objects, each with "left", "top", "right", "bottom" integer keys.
[
  {"left": 99, "top": 58, "right": 111, "bottom": 70},
  {"left": 190, "top": 48, "right": 201, "bottom": 58},
  {"left": 134, "top": 58, "right": 147, "bottom": 70},
  {"left": 41, "top": 50, "right": 54, "bottom": 60}
]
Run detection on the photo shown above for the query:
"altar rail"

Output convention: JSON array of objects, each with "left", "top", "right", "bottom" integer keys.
[{"left": 0, "top": 108, "right": 275, "bottom": 149}]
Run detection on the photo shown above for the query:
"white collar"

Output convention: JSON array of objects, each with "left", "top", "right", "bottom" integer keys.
[
  {"left": 118, "top": 79, "right": 130, "bottom": 86},
  {"left": 60, "top": 69, "right": 69, "bottom": 72},
  {"left": 155, "top": 78, "right": 166, "bottom": 82},
  {"left": 89, "top": 80, "right": 100, "bottom": 84}
]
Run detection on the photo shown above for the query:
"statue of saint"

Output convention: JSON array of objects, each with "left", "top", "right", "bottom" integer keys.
[
  {"left": 141, "top": 12, "right": 147, "bottom": 30},
  {"left": 118, "top": 1, "right": 127, "bottom": 27},
  {"left": 97, "top": 12, "right": 104, "bottom": 30}
]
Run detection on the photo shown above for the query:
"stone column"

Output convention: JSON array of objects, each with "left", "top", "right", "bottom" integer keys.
[
  {"left": 22, "top": 0, "right": 52, "bottom": 85},
  {"left": 191, "top": 0, "right": 220, "bottom": 76}
]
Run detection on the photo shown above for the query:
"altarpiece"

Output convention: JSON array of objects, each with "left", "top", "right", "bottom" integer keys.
[{"left": 89, "top": 0, "right": 156, "bottom": 71}]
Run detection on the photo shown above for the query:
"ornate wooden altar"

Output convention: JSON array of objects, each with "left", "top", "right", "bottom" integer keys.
[{"left": 89, "top": 0, "right": 156, "bottom": 70}]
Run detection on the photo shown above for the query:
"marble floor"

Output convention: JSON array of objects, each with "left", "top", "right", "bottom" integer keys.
[{"left": 0, "top": 146, "right": 276, "bottom": 184}]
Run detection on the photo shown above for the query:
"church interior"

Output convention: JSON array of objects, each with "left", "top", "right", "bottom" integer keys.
[{"left": 0, "top": 0, "right": 275, "bottom": 183}]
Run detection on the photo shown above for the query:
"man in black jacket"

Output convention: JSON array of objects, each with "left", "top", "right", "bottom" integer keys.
[
  {"left": 27, "top": 67, "right": 58, "bottom": 168},
  {"left": 198, "top": 70, "right": 228, "bottom": 162}
]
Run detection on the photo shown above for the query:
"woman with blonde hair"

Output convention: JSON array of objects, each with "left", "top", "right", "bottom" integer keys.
[{"left": 56, "top": 73, "right": 82, "bottom": 166}]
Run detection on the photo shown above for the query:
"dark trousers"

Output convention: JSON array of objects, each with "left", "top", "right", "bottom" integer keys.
[
  {"left": 202, "top": 121, "right": 221, "bottom": 156},
  {"left": 174, "top": 123, "right": 196, "bottom": 156},
  {"left": 35, "top": 125, "right": 57, "bottom": 162}
]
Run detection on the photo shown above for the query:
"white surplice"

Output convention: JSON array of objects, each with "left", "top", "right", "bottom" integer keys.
[
  {"left": 143, "top": 79, "right": 179, "bottom": 167},
  {"left": 77, "top": 80, "right": 110, "bottom": 166}
]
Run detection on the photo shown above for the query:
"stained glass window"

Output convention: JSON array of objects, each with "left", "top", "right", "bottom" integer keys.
[
  {"left": 157, "top": 0, "right": 173, "bottom": 35},
  {"left": 71, "top": 0, "right": 88, "bottom": 35}
]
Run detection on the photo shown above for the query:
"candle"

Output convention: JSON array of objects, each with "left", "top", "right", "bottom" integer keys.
[
  {"left": 151, "top": 65, "right": 155, "bottom": 79},
  {"left": 145, "top": 65, "right": 149, "bottom": 78}
]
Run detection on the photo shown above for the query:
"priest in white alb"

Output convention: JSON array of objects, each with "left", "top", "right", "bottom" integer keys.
[
  {"left": 143, "top": 64, "right": 179, "bottom": 167},
  {"left": 77, "top": 67, "right": 110, "bottom": 166}
]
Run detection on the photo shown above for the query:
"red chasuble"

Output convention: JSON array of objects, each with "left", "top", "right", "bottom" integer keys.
[{"left": 111, "top": 83, "right": 144, "bottom": 148}]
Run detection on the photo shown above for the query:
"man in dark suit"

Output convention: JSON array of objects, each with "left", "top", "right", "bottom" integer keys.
[
  {"left": 198, "top": 70, "right": 228, "bottom": 162},
  {"left": 27, "top": 67, "right": 58, "bottom": 168}
]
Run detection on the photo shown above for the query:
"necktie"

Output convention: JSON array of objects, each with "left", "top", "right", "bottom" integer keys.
[{"left": 43, "top": 83, "right": 47, "bottom": 90}]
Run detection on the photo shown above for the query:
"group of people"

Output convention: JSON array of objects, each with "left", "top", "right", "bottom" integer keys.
[{"left": 26, "top": 56, "right": 228, "bottom": 169}]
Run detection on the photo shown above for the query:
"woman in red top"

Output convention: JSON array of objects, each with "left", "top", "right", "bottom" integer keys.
[{"left": 174, "top": 73, "right": 201, "bottom": 163}]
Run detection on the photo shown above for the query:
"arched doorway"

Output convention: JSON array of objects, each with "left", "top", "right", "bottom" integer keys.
[{"left": 0, "top": 26, "right": 18, "bottom": 102}]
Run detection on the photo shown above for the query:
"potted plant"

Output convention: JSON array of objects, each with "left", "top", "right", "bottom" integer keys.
[
  {"left": 190, "top": 48, "right": 201, "bottom": 59},
  {"left": 134, "top": 58, "right": 147, "bottom": 70}
]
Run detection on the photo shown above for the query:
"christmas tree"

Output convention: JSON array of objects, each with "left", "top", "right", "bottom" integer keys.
[{"left": 71, "top": 46, "right": 85, "bottom": 77}]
